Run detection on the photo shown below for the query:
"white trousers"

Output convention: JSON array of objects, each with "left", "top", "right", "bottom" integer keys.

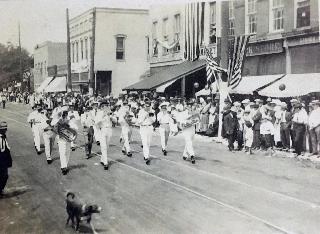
[
  {"left": 32, "top": 125, "right": 42, "bottom": 151},
  {"left": 121, "top": 126, "right": 132, "bottom": 153},
  {"left": 100, "top": 128, "right": 112, "bottom": 165},
  {"left": 159, "top": 125, "right": 170, "bottom": 150},
  {"left": 140, "top": 126, "right": 153, "bottom": 159},
  {"left": 93, "top": 126, "right": 101, "bottom": 143},
  {"left": 58, "top": 138, "right": 71, "bottom": 169},
  {"left": 43, "top": 131, "right": 55, "bottom": 160},
  {"left": 182, "top": 127, "right": 195, "bottom": 157}
]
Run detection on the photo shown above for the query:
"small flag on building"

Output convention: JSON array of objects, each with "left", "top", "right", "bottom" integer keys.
[
  {"left": 227, "top": 35, "right": 250, "bottom": 90},
  {"left": 205, "top": 47, "right": 227, "bottom": 89}
]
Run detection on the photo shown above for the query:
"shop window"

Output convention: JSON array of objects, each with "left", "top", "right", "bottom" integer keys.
[
  {"left": 85, "top": 38, "right": 88, "bottom": 60},
  {"left": 162, "top": 18, "right": 169, "bottom": 55},
  {"left": 173, "top": 14, "right": 181, "bottom": 52},
  {"left": 296, "top": 0, "right": 310, "bottom": 28},
  {"left": 80, "top": 39, "right": 83, "bottom": 60},
  {"left": 76, "top": 41, "right": 79, "bottom": 62}
]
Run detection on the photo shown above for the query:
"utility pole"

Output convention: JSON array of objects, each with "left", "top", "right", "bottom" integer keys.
[
  {"left": 18, "top": 22, "right": 22, "bottom": 87},
  {"left": 89, "top": 8, "right": 96, "bottom": 95},
  {"left": 66, "top": 8, "right": 72, "bottom": 92}
]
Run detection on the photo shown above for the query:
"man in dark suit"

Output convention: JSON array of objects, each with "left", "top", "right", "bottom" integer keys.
[
  {"left": 0, "top": 122, "right": 12, "bottom": 197},
  {"left": 280, "top": 102, "right": 292, "bottom": 151},
  {"left": 223, "top": 106, "right": 238, "bottom": 151}
]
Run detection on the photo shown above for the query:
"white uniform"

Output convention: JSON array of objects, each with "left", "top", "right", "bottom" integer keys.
[
  {"left": 119, "top": 110, "right": 135, "bottom": 154},
  {"left": 137, "top": 109, "right": 155, "bottom": 159},
  {"left": 40, "top": 115, "right": 56, "bottom": 160},
  {"left": 52, "top": 118, "right": 71, "bottom": 169},
  {"left": 177, "top": 110, "right": 198, "bottom": 158},
  {"left": 27, "top": 110, "right": 43, "bottom": 152},
  {"left": 68, "top": 111, "right": 80, "bottom": 149},
  {"left": 95, "top": 110, "right": 113, "bottom": 165},
  {"left": 157, "top": 111, "right": 173, "bottom": 151},
  {"left": 90, "top": 109, "right": 101, "bottom": 143}
]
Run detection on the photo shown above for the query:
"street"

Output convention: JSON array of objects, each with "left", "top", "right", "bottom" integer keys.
[{"left": 1, "top": 103, "right": 320, "bottom": 234}]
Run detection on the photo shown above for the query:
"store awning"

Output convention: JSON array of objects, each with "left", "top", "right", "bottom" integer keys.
[
  {"left": 123, "top": 60, "right": 206, "bottom": 91},
  {"left": 44, "top": 76, "right": 67, "bottom": 93},
  {"left": 230, "top": 74, "right": 285, "bottom": 94},
  {"left": 195, "top": 74, "right": 284, "bottom": 96},
  {"left": 258, "top": 73, "right": 320, "bottom": 97},
  {"left": 36, "top": 77, "right": 54, "bottom": 93}
]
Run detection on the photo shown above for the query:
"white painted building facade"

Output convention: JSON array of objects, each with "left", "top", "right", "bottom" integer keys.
[{"left": 70, "top": 7, "right": 149, "bottom": 96}]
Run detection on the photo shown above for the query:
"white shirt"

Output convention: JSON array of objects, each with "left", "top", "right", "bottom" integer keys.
[
  {"left": 157, "top": 111, "right": 173, "bottom": 125},
  {"left": 260, "top": 120, "right": 275, "bottom": 135},
  {"left": 80, "top": 111, "right": 94, "bottom": 127},
  {"left": 292, "top": 109, "right": 308, "bottom": 125},
  {"left": 309, "top": 108, "right": 320, "bottom": 129},
  {"left": 137, "top": 109, "right": 155, "bottom": 126},
  {"left": 95, "top": 110, "right": 112, "bottom": 129}
]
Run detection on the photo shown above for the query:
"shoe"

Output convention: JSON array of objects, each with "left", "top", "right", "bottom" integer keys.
[
  {"left": 145, "top": 159, "right": 150, "bottom": 165},
  {"left": 100, "top": 162, "right": 104, "bottom": 166},
  {"left": 183, "top": 156, "right": 187, "bottom": 161},
  {"left": 127, "top": 152, "right": 132, "bottom": 157},
  {"left": 47, "top": 159, "right": 53, "bottom": 164},
  {"left": 104, "top": 164, "right": 109, "bottom": 170},
  {"left": 61, "top": 168, "right": 68, "bottom": 175},
  {"left": 120, "top": 138, "right": 122, "bottom": 143},
  {"left": 141, "top": 145, "right": 143, "bottom": 148},
  {"left": 97, "top": 141, "right": 100, "bottom": 146},
  {"left": 163, "top": 150, "right": 167, "bottom": 156},
  {"left": 122, "top": 150, "right": 126, "bottom": 155},
  {"left": 191, "top": 156, "right": 195, "bottom": 164},
  {"left": 37, "top": 150, "right": 42, "bottom": 155},
  {"left": 86, "top": 153, "right": 90, "bottom": 159},
  {"left": 71, "top": 147, "right": 76, "bottom": 151},
  {"left": 144, "top": 157, "right": 147, "bottom": 161}
]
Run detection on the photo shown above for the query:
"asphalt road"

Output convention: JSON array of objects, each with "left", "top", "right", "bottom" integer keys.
[{"left": 1, "top": 103, "right": 320, "bottom": 234}]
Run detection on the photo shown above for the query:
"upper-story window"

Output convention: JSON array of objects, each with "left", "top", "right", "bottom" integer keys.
[
  {"left": 270, "top": 0, "right": 284, "bottom": 32},
  {"left": 85, "top": 38, "right": 88, "bottom": 60},
  {"left": 173, "top": 14, "right": 181, "bottom": 52},
  {"left": 152, "top": 21, "right": 158, "bottom": 57},
  {"left": 162, "top": 18, "right": 169, "bottom": 55},
  {"left": 246, "top": 0, "right": 257, "bottom": 34},
  {"left": 229, "top": 0, "right": 235, "bottom": 36},
  {"left": 76, "top": 41, "right": 79, "bottom": 62},
  {"left": 80, "top": 39, "right": 83, "bottom": 60},
  {"left": 295, "top": 0, "right": 310, "bottom": 28},
  {"left": 116, "top": 35, "right": 126, "bottom": 60},
  {"left": 209, "top": 2, "right": 217, "bottom": 44},
  {"left": 146, "top": 36, "right": 150, "bottom": 60},
  {"left": 71, "top": 43, "right": 75, "bottom": 63}
]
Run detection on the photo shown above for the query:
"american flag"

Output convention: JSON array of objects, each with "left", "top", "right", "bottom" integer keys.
[
  {"left": 227, "top": 35, "right": 250, "bottom": 89},
  {"left": 205, "top": 48, "right": 227, "bottom": 88},
  {"left": 184, "top": 2, "right": 205, "bottom": 61}
]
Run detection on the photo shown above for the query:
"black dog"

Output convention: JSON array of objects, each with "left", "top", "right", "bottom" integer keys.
[{"left": 66, "top": 192, "right": 101, "bottom": 231}]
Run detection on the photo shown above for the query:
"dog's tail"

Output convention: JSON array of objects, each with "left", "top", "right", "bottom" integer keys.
[{"left": 66, "top": 192, "right": 75, "bottom": 201}]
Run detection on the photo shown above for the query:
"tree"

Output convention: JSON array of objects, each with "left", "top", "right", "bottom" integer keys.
[{"left": 0, "top": 42, "right": 33, "bottom": 90}]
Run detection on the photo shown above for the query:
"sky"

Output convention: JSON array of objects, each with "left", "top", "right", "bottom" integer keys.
[{"left": 0, "top": 0, "right": 194, "bottom": 54}]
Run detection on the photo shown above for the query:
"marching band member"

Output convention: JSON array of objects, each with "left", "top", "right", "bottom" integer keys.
[
  {"left": 90, "top": 102, "right": 101, "bottom": 145},
  {"left": 119, "top": 103, "right": 135, "bottom": 157},
  {"left": 177, "top": 101, "right": 200, "bottom": 164},
  {"left": 94, "top": 102, "right": 113, "bottom": 170},
  {"left": 157, "top": 103, "right": 173, "bottom": 156},
  {"left": 52, "top": 106, "right": 71, "bottom": 175},
  {"left": 80, "top": 106, "right": 94, "bottom": 158},
  {"left": 27, "top": 104, "right": 43, "bottom": 155},
  {"left": 0, "top": 122, "right": 12, "bottom": 197},
  {"left": 41, "top": 108, "right": 56, "bottom": 164},
  {"left": 68, "top": 104, "right": 80, "bottom": 151},
  {"left": 136, "top": 101, "right": 155, "bottom": 165}
]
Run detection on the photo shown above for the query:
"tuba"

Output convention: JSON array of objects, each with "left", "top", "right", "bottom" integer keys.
[{"left": 55, "top": 122, "right": 78, "bottom": 142}]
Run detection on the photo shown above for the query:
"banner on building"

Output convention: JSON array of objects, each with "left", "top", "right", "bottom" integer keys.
[{"left": 184, "top": 2, "right": 205, "bottom": 61}]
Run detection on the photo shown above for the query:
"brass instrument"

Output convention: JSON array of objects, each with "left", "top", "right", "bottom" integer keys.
[
  {"left": 178, "top": 114, "right": 200, "bottom": 130},
  {"left": 55, "top": 121, "right": 78, "bottom": 142}
]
